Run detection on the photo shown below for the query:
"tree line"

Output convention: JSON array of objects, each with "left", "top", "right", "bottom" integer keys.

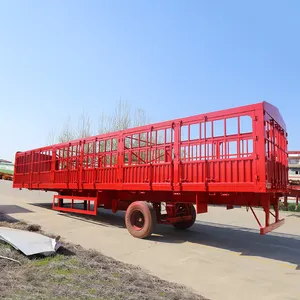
[{"left": 48, "top": 99, "right": 149, "bottom": 144}]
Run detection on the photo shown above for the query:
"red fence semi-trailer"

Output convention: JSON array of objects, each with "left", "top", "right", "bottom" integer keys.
[{"left": 13, "top": 101, "right": 288, "bottom": 238}]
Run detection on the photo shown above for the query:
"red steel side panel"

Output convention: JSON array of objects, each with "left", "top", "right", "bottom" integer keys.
[
  {"left": 177, "top": 108, "right": 258, "bottom": 192},
  {"left": 13, "top": 101, "right": 288, "bottom": 195},
  {"left": 263, "top": 102, "right": 288, "bottom": 191}
]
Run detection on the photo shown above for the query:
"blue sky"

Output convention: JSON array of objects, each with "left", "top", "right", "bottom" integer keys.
[{"left": 0, "top": 0, "right": 299, "bottom": 161}]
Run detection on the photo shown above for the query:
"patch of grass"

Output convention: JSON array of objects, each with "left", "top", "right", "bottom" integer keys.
[
  {"left": 0, "top": 242, "right": 10, "bottom": 249},
  {"left": 159, "top": 291, "right": 166, "bottom": 297},
  {"left": 0, "top": 219, "right": 207, "bottom": 300},
  {"left": 50, "top": 276, "right": 73, "bottom": 284},
  {"left": 74, "top": 268, "right": 90, "bottom": 275},
  {"left": 68, "top": 257, "right": 80, "bottom": 266},
  {"left": 88, "top": 288, "right": 97, "bottom": 295},
  {"left": 112, "top": 272, "right": 121, "bottom": 278},
  {"left": 54, "top": 268, "right": 72, "bottom": 276},
  {"left": 31, "top": 254, "right": 64, "bottom": 266},
  {"left": 279, "top": 202, "right": 300, "bottom": 212}
]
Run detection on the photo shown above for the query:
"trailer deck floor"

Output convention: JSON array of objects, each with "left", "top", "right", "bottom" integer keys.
[{"left": 1, "top": 181, "right": 300, "bottom": 300}]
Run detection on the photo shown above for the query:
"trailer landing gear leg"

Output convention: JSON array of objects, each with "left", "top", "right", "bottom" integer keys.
[
  {"left": 249, "top": 196, "right": 285, "bottom": 235},
  {"left": 125, "top": 201, "right": 157, "bottom": 239}
]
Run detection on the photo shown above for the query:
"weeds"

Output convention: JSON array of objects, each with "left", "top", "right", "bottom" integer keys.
[
  {"left": 0, "top": 218, "right": 207, "bottom": 300},
  {"left": 279, "top": 202, "right": 300, "bottom": 212}
]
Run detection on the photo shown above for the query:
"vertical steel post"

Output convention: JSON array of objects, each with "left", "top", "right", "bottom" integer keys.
[
  {"left": 274, "top": 197, "right": 279, "bottom": 222},
  {"left": 264, "top": 195, "right": 270, "bottom": 227}
]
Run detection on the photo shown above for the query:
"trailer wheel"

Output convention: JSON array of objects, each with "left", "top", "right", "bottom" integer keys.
[
  {"left": 173, "top": 204, "right": 196, "bottom": 230},
  {"left": 125, "top": 201, "right": 156, "bottom": 239}
]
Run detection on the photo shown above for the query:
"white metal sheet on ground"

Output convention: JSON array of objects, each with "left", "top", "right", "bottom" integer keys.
[{"left": 0, "top": 227, "right": 61, "bottom": 256}]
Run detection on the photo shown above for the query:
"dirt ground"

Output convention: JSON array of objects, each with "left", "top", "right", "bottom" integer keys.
[
  {"left": 1, "top": 181, "right": 300, "bottom": 300},
  {"left": 0, "top": 214, "right": 207, "bottom": 300}
]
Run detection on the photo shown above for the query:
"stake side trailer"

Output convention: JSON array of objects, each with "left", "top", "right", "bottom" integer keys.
[{"left": 13, "top": 101, "right": 288, "bottom": 238}]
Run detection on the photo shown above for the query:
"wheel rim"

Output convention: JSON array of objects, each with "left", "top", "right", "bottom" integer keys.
[{"left": 130, "top": 210, "right": 145, "bottom": 231}]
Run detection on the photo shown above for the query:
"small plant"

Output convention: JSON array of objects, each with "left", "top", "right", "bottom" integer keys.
[
  {"left": 279, "top": 202, "right": 300, "bottom": 212},
  {"left": 288, "top": 203, "right": 296, "bottom": 211},
  {"left": 279, "top": 202, "right": 288, "bottom": 211}
]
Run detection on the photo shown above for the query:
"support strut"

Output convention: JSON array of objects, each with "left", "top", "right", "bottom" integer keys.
[{"left": 249, "top": 204, "right": 284, "bottom": 235}]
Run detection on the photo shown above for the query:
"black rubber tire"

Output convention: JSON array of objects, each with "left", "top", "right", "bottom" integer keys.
[
  {"left": 173, "top": 205, "right": 196, "bottom": 230},
  {"left": 125, "top": 201, "right": 157, "bottom": 239}
]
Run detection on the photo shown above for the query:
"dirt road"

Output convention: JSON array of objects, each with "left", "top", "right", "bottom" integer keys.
[{"left": 1, "top": 180, "right": 300, "bottom": 300}]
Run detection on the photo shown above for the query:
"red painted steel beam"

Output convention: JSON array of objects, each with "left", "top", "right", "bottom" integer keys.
[
  {"left": 52, "top": 206, "right": 97, "bottom": 216},
  {"left": 260, "top": 219, "right": 285, "bottom": 235},
  {"left": 162, "top": 215, "right": 193, "bottom": 224},
  {"left": 53, "top": 195, "right": 97, "bottom": 201},
  {"left": 288, "top": 151, "right": 300, "bottom": 154},
  {"left": 249, "top": 207, "right": 262, "bottom": 227},
  {"left": 52, "top": 195, "right": 98, "bottom": 215}
]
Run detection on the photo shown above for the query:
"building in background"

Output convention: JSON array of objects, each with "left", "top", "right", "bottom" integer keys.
[{"left": 288, "top": 151, "right": 300, "bottom": 184}]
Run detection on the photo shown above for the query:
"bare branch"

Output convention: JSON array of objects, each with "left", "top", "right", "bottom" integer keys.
[
  {"left": 46, "top": 128, "right": 56, "bottom": 145},
  {"left": 98, "top": 111, "right": 112, "bottom": 134},
  {"left": 0, "top": 255, "right": 21, "bottom": 264},
  {"left": 98, "top": 99, "right": 149, "bottom": 134},
  {"left": 51, "top": 99, "right": 149, "bottom": 144},
  {"left": 133, "top": 108, "right": 149, "bottom": 127},
  {"left": 57, "top": 116, "right": 75, "bottom": 143},
  {"left": 76, "top": 111, "right": 92, "bottom": 139}
]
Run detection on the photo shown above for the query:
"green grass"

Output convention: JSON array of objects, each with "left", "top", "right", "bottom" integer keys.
[
  {"left": 31, "top": 254, "right": 65, "bottom": 266},
  {"left": 1, "top": 220, "right": 206, "bottom": 300},
  {"left": 279, "top": 202, "right": 300, "bottom": 212}
]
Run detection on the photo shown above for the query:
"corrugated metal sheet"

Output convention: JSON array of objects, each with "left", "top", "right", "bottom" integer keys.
[{"left": 0, "top": 227, "right": 61, "bottom": 256}]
